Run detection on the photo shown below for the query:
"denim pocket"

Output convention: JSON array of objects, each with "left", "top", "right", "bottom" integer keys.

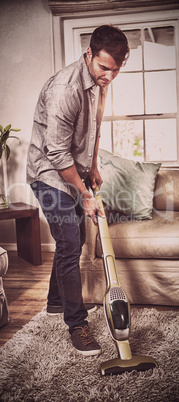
[
  {"left": 31, "top": 181, "right": 57, "bottom": 211},
  {"left": 40, "top": 190, "right": 55, "bottom": 211}
]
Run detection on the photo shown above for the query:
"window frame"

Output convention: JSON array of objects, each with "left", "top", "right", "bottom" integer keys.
[{"left": 53, "top": 9, "right": 179, "bottom": 167}]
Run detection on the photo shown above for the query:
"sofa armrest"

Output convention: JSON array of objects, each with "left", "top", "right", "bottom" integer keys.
[{"left": 0, "top": 247, "right": 8, "bottom": 277}]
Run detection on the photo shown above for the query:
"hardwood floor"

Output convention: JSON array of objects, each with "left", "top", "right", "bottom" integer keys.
[
  {"left": 0, "top": 251, "right": 178, "bottom": 348},
  {"left": 0, "top": 251, "right": 53, "bottom": 348}
]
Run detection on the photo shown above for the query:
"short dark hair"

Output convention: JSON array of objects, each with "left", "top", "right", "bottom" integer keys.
[{"left": 90, "top": 24, "right": 129, "bottom": 67}]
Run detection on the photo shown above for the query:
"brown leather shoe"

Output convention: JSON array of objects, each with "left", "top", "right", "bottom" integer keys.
[{"left": 71, "top": 324, "right": 101, "bottom": 356}]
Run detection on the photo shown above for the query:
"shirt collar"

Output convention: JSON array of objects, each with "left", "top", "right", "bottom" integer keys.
[{"left": 80, "top": 54, "right": 97, "bottom": 91}]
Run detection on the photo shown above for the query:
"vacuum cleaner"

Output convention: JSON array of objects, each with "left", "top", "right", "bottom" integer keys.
[{"left": 94, "top": 187, "right": 158, "bottom": 376}]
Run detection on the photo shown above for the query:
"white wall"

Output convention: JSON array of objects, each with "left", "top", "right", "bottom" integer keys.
[{"left": 0, "top": 0, "right": 55, "bottom": 248}]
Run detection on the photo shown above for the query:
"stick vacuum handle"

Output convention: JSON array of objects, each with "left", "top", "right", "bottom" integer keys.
[
  {"left": 94, "top": 186, "right": 105, "bottom": 215},
  {"left": 94, "top": 186, "right": 120, "bottom": 288}
]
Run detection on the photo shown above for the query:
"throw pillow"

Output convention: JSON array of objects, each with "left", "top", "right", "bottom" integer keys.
[{"left": 99, "top": 149, "right": 161, "bottom": 220}]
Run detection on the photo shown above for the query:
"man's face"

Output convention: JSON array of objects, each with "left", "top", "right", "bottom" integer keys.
[{"left": 86, "top": 48, "right": 120, "bottom": 87}]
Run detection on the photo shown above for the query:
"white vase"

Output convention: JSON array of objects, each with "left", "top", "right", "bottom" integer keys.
[{"left": 0, "top": 146, "right": 9, "bottom": 209}]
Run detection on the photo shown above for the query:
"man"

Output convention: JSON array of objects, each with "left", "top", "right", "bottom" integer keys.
[{"left": 27, "top": 25, "right": 129, "bottom": 356}]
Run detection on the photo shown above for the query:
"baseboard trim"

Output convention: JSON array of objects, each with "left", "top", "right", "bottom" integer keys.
[
  {"left": 1, "top": 243, "right": 55, "bottom": 252},
  {"left": 42, "top": 244, "right": 55, "bottom": 252}
]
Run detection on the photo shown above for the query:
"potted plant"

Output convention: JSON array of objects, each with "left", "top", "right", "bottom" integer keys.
[{"left": 0, "top": 124, "right": 20, "bottom": 209}]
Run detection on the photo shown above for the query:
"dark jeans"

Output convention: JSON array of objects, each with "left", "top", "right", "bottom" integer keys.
[{"left": 31, "top": 181, "right": 88, "bottom": 332}]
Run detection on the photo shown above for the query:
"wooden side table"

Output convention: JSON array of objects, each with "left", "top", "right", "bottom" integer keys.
[{"left": 0, "top": 203, "right": 42, "bottom": 265}]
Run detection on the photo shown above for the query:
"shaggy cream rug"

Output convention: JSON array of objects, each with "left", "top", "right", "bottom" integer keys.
[{"left": 0, "top": 307, "right": 178, "bottom": 402}]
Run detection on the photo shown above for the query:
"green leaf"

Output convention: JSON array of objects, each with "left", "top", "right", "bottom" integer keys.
[
  {"left": 0, "top": 131, "right": 9, "bottom": 145},
  {"left": 133, "top": 149, "right": 142, "bottom": 156},
  {"left": 4, "top": 124, "right": 11, "bottom": 132},
  {"left": 0, "top": 124, "right": 20, "bottom": 158},
  {"left": 10, "top": 128, "right": 21, "bottom": 132},
  {"left": 9, "top": 135, "right": 20, "bottom": 142}
]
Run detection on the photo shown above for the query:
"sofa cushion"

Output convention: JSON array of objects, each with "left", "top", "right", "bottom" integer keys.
[
  {"left": 96, "top": 210, "right": 179, "bottom": 259},
  {"left": 99, "top": 149, "right": 161, "bottom": 220},
  {"left": 154, "top": 169, "right": 179, "bottom": 211}
]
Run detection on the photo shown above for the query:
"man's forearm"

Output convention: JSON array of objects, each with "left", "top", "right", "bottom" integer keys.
[
  {"left": 58, "top": 164, "right": 88, "bottom": 196},
  {"left": 58, "top": 158, "right": 104, "bottom": 225},
  {"left": 58, "top": 136, "right": 100, "bottom": 194},
  {"left": 92, "top": 136, "right": 100, "bottom": 168},
  {"left": 87, "top": 135, "right": 103, "bottom": 189}
]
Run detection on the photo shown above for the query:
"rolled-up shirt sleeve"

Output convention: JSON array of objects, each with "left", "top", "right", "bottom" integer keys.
[{"left": 45, "top": 84, "right": 81, "bottom": 170}]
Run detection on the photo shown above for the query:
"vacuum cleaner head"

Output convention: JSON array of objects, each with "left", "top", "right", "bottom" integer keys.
[
  {"left": 102, "top": 285, "right": 158, "bottom": 375},
  {"left": 100, "top": 355, "right": 158, "bottom": 376}
]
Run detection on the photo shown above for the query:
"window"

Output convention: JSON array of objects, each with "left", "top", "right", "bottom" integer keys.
[{"left": 62, "top": 11, "right": 179, "bottom": 166}]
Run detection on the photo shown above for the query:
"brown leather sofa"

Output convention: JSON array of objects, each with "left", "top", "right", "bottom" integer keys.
[
  {"left": 80, "top": 170, "right": 179, "bottom": 306},
  {"left": 0, "top": 247, "right": 9, "bottom": 328}
]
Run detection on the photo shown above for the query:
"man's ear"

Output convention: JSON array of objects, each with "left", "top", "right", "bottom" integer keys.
[{"left": 86, "top": 46, "right": 92, "bottom": 61}]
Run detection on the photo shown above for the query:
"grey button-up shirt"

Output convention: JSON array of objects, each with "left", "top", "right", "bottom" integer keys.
[{"left": 27, "top": 54, "right": 107, "bottom": 198}]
